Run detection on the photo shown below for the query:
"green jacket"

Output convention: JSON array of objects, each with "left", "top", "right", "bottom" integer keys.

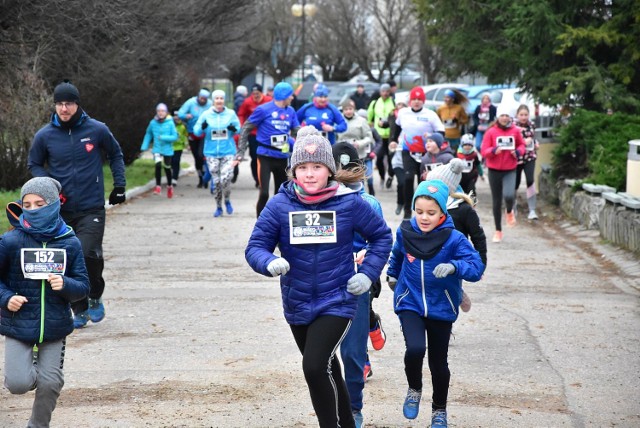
[
  {"left": 367, "top": 97, "right": 395, "bottom": 139},
  {"left": 173, "top": 120, "right": 188, "bottom": 151}
]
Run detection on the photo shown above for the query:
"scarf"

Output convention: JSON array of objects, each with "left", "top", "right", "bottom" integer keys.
[
  {"left": 292, "top": 179, "right": 339, "bottom": 205},
  {"left": 19, "top": 200, "right": 67, "bottom": 242},
  {"left": 58, "top": 108, "right": 83, "bottom": 130},
  {"left": 401, "top": 218, "right": 453, "bottom": 261}
]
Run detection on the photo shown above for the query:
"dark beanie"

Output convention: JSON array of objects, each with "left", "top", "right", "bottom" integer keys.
[{"left": 53, "top": 80, "right": 80, "bottom": 103}]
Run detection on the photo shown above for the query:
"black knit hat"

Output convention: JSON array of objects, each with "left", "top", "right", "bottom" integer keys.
[
  {"left": 332, "top": 141, "right": 362, "bottom": 171},
  {"left": 53, "top": 80, "right": 80, "bottom": 103}
]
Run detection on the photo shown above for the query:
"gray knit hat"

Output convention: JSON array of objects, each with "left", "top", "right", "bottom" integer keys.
[
  {"left": 21, "top": 177, "right": 62, "bottom": 205},
  {"left": 425, "top": 158, "right": 465, "bottom": 194},
  {"left": 291, "top": 126, "right": 336, "bottom": 175}
]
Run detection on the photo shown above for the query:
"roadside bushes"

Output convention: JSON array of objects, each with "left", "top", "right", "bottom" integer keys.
[{"left": 552, "top": 110, "right": 640, "bottom": 190}]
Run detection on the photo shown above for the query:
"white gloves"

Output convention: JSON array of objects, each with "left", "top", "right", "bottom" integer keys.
[
  {"left": 347, "top": 273, "right": 372, "bottom": 295},
  {"left": 267, "top": 257, "right": 290, "bottom": 277},
  {"left": 433, "top": 263, "right": 455, "bottom": 278}
]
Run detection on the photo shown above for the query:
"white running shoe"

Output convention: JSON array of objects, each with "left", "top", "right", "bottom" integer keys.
[{"left": 528, "top": 210, "right": 538, "bottom": 220}]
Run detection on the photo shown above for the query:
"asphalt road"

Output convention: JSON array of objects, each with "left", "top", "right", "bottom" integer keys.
[{"left": 2, "top": 157, "right": 639, "bottom": 427}]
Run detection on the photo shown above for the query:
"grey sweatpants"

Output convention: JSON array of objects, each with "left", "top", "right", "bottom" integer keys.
[{"left": 4, "top": 337, "right": 66, "bottom": 428}]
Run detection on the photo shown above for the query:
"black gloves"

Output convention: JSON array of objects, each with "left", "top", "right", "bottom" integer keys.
[
  {"left": 201, "top": 121, "right": 208, "bottom": 130},
  {"left": 227, "top": 124, "right": 238, "bottom": 132},
  {"left": 109, "top": 187, "right": 126, "bottom": 205}
]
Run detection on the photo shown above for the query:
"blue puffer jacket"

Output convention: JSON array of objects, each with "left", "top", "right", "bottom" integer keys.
[
  {"left": 0, "top": 202, "right": 90, "bottom": 344},
  {"left": 28, "top": 111, "right": 126, "bottom": 214},
  {"left": 353, "top": 186, "right": 383, "bottom": 253},
  {"left": 387, "top": 216, "right": 484, "bottom": 322},
  {"left": 140, "top": 115, "right": 178, "bottom": 156},
  {"left": 193, "top": 107, "right": 241, "bottom": 157},
  {"left": 245, "top": 181, "right": 392, "bottom": 325}
]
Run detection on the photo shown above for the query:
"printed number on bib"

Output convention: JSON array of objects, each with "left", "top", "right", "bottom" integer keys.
[
  {"left": 211, "top": 129, "right": 228, "bottom": 140},
  {"left": 525, "top": 139, "right": 535, "bottom": 151},
  {"left": 289, "top": 211, "right": 337, "bottom": 244},
  {"left": 21, "top": 248, "right": 67, "bottom": 280},
  {"left": 496, "top": 136, "right": 515, "bottom": 150},
  {"left": 153, "top": 153, "right": 163, "bottom": 163},
  {"left": 444, "top": 119, "right": 457, "bottom": 129},
  {"left": 426, "top": 162, "right": 443, "bottom": 172},
  {"left": 270, "top": 134, "right": 288, "bottom": 149},
  {"left": 462, "top": 160, "right": 474, "bottom": 173}
]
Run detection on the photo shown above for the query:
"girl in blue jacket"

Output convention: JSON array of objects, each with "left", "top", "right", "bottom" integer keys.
[
  {"left": 0, "top": 177, "right": 90, "bottom": 427},
  {"left": 245, "top": 126, "right": 392, "bottom": 428},
  {"left": 140, "top": 103, "right": 179, "bottom": 198},
  {"left": 387, "top": 179, "right": 484, "bottom": 428},
  {"left": 193, "top": 90, "right": 241, "bottom": 217}
]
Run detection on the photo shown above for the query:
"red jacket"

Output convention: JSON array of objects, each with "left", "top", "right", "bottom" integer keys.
[
  {"left": 480, "top": 124, "right": 525, "bottom": 171},
  {"left": 238, "top": 94, "right": 273, "bottom": 136}
]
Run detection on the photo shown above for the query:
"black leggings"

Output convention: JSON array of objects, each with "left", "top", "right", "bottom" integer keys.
[
  {"left": 375, "top": 138, "right": 394, "bottom": 180},
  {"left": 155, "top": 156, "right": 173, "bottom": 186},
  {"left": 257, "top": 155, "right": 288, "bottom": 217},
  {"left": 398, "top": 311, "right": 452, "bottom": 411},
  {"left": 402, "top": 151, "right": 422, "bottom": 219},
  {"left": 487, "top": 168, "right": 516, "bottom": 231},
  {"left": 188, "top": 137, "right": 205, "bottom": 176},
  {"left": 515, "top": 159, "right": 535, "bottom": 190},
  {"left": 290, "top": 316, "right": 354, "bottom": 428}
]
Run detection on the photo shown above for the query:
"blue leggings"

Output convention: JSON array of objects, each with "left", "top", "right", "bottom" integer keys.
[{"left": 398, "top": 311, "right": 452, "bottom": 411}]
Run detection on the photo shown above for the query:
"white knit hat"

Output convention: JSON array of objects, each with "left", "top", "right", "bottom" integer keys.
[
  {"left": 496, "top": 103, "right": 515, "bottom": 118},
  {"left": 425, "top": 158, "right": 465, "bottom": 194},
  {"left": 290, "top": 126, "right": 336, "bottom": 175}
]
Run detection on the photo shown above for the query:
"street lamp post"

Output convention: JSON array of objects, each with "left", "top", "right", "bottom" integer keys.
[{"left": 291, "top": 1, "right": 317, "bottom": 84}]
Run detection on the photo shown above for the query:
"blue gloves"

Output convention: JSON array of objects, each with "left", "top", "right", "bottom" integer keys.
[
  {"left": 267, "top": 257, "right": 290, "bottom": 277},
  {"left": 347, "top": 273, "right": 372, "bottom": 295},
  {"left": 433, "top": 263, "right": 455, "bottom": 278}
]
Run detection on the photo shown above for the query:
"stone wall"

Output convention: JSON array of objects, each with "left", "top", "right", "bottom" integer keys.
[{"left": 538, "top": 169, "right": 640, "bottom": 253}]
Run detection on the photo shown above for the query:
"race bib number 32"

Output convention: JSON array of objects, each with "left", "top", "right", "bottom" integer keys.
[
  {"left": 289, "top": 211, "right": 337, "bottom": 244},
  {"left": 21, "top": 248, "right": 67, "bottom": 279}
]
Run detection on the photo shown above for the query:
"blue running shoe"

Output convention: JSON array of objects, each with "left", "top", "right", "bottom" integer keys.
[
  {"left": 73, "top": 311, "right": 90, "bottom": 329},
  {"left": 225, "top": 200, "right": 233, "bottom": 215},
  {"left": 403, "top": 388, "right": 421, "bottom": 419},
  {"left": 88, "top": 298, "right": 105, "bottom": 323},
  {"left": 352, "top": 410, "right": 363, "bottom": 428},
  {"left": 431, "top": 409, "right": 448, "bottom": 427},
  {"left": 213, "top": 207, "right": 223, "bottom": 217}
]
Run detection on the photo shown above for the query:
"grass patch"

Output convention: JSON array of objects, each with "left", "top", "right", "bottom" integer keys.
[{"left": 0, "top": 158, "right": 182, "bottom": 233}]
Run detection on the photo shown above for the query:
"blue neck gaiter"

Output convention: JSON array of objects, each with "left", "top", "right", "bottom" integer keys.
[{"left": 20, "top": 200, "right": 66, "bottom": 241}]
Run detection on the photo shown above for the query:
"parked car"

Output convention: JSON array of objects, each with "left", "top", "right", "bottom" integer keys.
[
  {"left": 395, "top": 83, "right": 470, "bottom": 110},
  {"left": 348, "top": 64, "right": 423, "bottom": 89},
  {"left": 482, "top": 87, "right": 555, "bottom": 119}
]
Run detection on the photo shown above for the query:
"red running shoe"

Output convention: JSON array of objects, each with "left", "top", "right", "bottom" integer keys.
[
  {"left": 167, "top": 186, "right": 174, "bottom": 199},
  {"left": 369, "top": 315, "right": 386, "bottom": 351}
]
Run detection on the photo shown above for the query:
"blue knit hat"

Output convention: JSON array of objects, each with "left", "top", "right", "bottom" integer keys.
[
  {"left": 412, "top": 179, "right": 449, "bottom": 214},
  {"left": 426, "top": 133, "right": 445, "bottom": 149},
  {"left": 273, "top": 82, "right": 294, "bottom": 101},
  {"left": 314, "top": 84, "right": 329, "bottom": 97}
]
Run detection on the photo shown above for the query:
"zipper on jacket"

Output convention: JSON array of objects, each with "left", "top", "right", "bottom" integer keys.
[
  {"left": 421, "top": 260, "right": 428, "bottom": 317},
  {"left": 444, "top": 290, "right": 458, "bottom": 316},
  {"left": 39, "top": 242, "right": 47, "bottom": 344}
]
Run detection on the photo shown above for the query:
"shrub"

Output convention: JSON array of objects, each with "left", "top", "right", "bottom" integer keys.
[{"left": 552, "top": 110, "right": 640, "bottom": 190}]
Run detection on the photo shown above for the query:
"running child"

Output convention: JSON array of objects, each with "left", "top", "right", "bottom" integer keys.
[
  {"left": 1, "top": 177, "right": 90, "bottom": 427},
  {"left": 387, "top": 179, "right": 484, "bottom": 427},
  {"left": 245, "top": 126, "right": 392, "bottom": 428}
]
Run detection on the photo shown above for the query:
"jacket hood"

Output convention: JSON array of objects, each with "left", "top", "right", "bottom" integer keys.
[{"left": 5, "top": 200, "right": 74, "bottom": 240}]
